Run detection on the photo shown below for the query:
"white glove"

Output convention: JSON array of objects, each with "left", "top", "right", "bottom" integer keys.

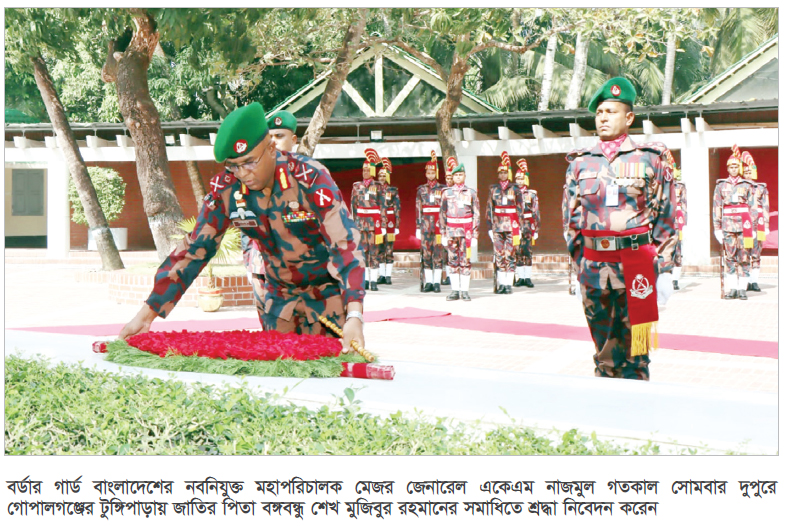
[
  {"left": 714, "top": 230, "right": 723, "bottom": 244},
  {"left": 574, "top": 281, "right": 582, "bottom": 301},
  {"left": 441, "top": 236, "right": 448, "bottom": 246},
  {"left": 415, "top": 228, "right": 421, "bottom": 239},
  {"left": 488, "top": 230, "right": 494, "bottom": 241},
  {"left": 246, "top": 271, "right": 254, "bottom": 285},
  {"left": 533, "top": 232, "right": 538, "bottom": 240},
  {"left": 656, "top": 272, "right": 674, "bottom": 305},
  {"left": 395, "top": 228, "right": 400, "bottom": 235},
  {"left": 765, "top": 227, "right": 770, "bottom": 236},
  {"left": 381, "top": 228, "right": 387, "bottom": 236}
]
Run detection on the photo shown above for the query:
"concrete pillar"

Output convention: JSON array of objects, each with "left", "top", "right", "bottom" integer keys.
[
  {"left": 459, "top": 154, "right": 479, "bottom": 262},
  {"left": 679, "top": 146, "right": 711, "bottom": 266},
  {"left": 46, "top": 157, "right": 71, "bottom": 258}
]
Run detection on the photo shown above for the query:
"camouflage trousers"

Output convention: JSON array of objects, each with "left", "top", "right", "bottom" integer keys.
[
  {"left": 722, "top": 232, "right": 750, "bottom": 277},
  {"left": 751, "top": 237, "right": 763, "bottom": 269},
  {"left": 379, "top": 239, "right": 395, "bottom": 264},
  {"left": 360, "top": 229, "right": 380, "bottom": 269},
  {"left": 673, "top": 237, "right": 683, "bottom": 267},
  {"left": 445, "top": 237, "right": 471, "bottom": 276},
  {"left": 516, "top": 234, "right": 534, "bottom": 267},
  {"left": 493, "top": 231, "right": 517, "bottom": 271},
  {"left": 580, "top": 281, "right": 650, "bottom": 381},
  {"left": 420, "top": 230, "right": 444, "bottom": 269},
  {"left": 252, "top": 275, "right": 344, "bottom": 335}
]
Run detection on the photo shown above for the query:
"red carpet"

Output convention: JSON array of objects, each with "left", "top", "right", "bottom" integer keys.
[{"left": 9, "top": 309, "right": 776, "bottom": 359}]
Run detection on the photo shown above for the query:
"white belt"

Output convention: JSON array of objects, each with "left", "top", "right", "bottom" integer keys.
[
  {"left": 494, "top": 207, "right": 516, "bottom": 214},
  {"left": 676, "top": 206, "right": 682, "bottom": 211},
  {"left": 423, "top": 207, "right": 440, "bottom": 213},
  {"left": 724, "top": 206, "right": 748, "bottom": 214},
  {"left": 357, "top": 208, "right": 381, "bottom": 215},
  {"left": 386, "top": 209, "right": 395, "bottom": 215},
  {"left": 522, "top": 213, "right": 533, "bottom": 219},
  {"left": 447, "top": 217, "right": 473, "bottom": 224}
]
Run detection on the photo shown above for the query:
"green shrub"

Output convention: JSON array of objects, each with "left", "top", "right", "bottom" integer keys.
[{"left": 68, "top": 166, "right": 126, "bottom": 226}]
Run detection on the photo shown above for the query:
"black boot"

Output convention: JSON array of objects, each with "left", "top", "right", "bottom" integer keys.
[
  {"left": 461, "top": 291, "right": 472, "bottom": 301},
  {"left": 423, "top": 283, "right": 433, "bottom": 293},
  {"left": 514, "top": 278, "right": 525, "bottom": 287},
  {"left": 441, "top": 276, "right": 451, "bottom": 285},
  {"left": 751, "top": 282, "right": 761, "bottom": 292},
  {"left": 433, "top": 283, "right": 441, "bottom": 293},
  {"left": 446, "top": 291, "right": 460, "bottom": 301},
  {"left": 673, "top": 280, "right": 679, "bottom": 290},
  {"left": 364, "top": 280, "right": 369, "bottom": 290},
  {"left": 370, "top": 281, "right": 379, "bottom": 291},
  {"left": 526, "top": 278, "right": 534, "bottom": 288},
  {"left": 504, "top": 285, "right": 513, "bottom": 294},
  {"left": 724, "top": 289, "right": 738, "bottom": 299},
  {"left": 385, "top": 276, "right": 392, "bottom": 285},
  {"left": 496, "top": 285, "right": 506, "bottom": 294},
  {"left": 377, "top": 275, "right": 386, "bottom": 284},
  {"left": 738, "top": 290, "right": 748, "bottom": 300}
]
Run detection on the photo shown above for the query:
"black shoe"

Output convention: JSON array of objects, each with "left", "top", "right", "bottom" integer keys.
[
  {"left": 514, "top": 278, "right": 524, "bottom": 287},
  {"left": 738, "top": 290, "right": 748, "bottom": 300},
  {"left": 385, "top": 276, "right": 392, "bottom": 285},
  {"left": 505, "top": 285, "right": 512, "bottom": 294},
  {"left": 433, "top": 283, "right": 441, "bottom": 293},
  {"left": 441, "top": 276, "right": 450, "bottom": 285},
  {"left": 496, "top": 285, "right": 506, "bottom": 294},
  {"left": 370, "top": 282, "right": 379, "bottom": 291},
  {"left": 751, "top": 283, "right": 761, "bottom": 292},
  {"left": 461, "top": 292, "right": 471, "bottom": 301},
  {"left": 746, "top": 282, "right": 752, "bottom": 291},
  {"left": 724, "top": 289, "right": 738, "bottom": 299},
  {"left": 377, "top": 276, "right": 386, "bottom": 284},
  {"left": 446, "top": 291, "right": 460, "bottom": 301},
  {"left": 423, "top": 283, "right": 433, "bottom": 293},
  {"left": 526, "top": 278, "right": 534, "bottom": 288},
  {"left": 673, "top": 280, "right": 679, "bottom": 290}
]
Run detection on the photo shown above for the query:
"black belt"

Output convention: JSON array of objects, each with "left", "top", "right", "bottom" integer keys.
[{"left": 584, "top": 231, "right": 652, "bottom": 251}]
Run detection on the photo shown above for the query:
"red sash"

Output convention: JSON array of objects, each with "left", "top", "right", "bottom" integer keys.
[
  {"left": 449, "top": 216, "right": 474, "bottom": 259},
  {"left": 523, "top": 212, "right": 537, "bottom": 245},
  {"left": 675, "top": 205, "right": 685, "bottom": 240},
  {"left": 724, "top": 205, "right": 753, "bottom": 248},
  {"left": 422, "top": 206, "right": 442, "bottom": 244},
  {"left": 582, "top": 226, "right": 658, "bottom": 356},
  {"left": 495, "top": 207, "right": 521, "bottom": 246},
  {"left": 756, "top": 212, "right": 766, "bottom": 242},
  {"left": 386, "top": 208, "right": 397, "bottom": 241}
]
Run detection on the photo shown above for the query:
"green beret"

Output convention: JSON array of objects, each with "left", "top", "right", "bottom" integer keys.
[
  {"left": 213, "top": 102, "right": 269, "bottom": 163},
  {"left": 267, "top": 110, "right": 297, "bottom": 133},
  {"left": 451, "top": 163, "right": 466, "bottom": 174},
  {"left": 588, "top": 77, "right": 637, "bottom": 113}
]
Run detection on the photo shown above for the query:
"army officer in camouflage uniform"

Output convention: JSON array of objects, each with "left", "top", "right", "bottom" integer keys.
[
  {"left": 562, "top": 77, "right": 676, "bottom": 381},
  {"left": 120, "top": 103, "right": 367, "bottom": 351}
]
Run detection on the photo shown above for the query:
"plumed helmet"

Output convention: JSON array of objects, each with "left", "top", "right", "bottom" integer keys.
[{"left": 499, "top": 151, "right": 513, "bottom": 181}]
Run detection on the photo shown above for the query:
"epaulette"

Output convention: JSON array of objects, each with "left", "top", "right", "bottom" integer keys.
[
  {"left": 635, "top": 142, "right": 668, "bottom": 155},
  {"left": 208, "top": 171, "right": 236, "bottom": 199},
  {"left": 715, "top": 178, "right": 729, "bottom": 183},
  {"left": 285, "top": 152, "right": 321, "bottom": 188},
  {"left": 566, "top": 148, "right": 590, "bottom": 162},
  {"left": 756, "top": 182, "right": 767, "bottom": 187}
]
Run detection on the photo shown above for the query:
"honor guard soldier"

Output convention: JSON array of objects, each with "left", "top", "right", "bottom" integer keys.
[
  {"left": 377, "top": 157, "right": 400, "bottom": 285},
  {"left": 670, "top": 154, "right": 687, "bottom": 290},
  {"left": 744, "top": 151, "right": 768, "bottom": 292},
  {"left": 352, "top": 148, "right": 388, "bottom": 291},
  {"left": 713, "top": 145, "right": 755, "bottom": 300},
  {"left": 562, "top": 77, "right": 676, "bottom": 381},
  {"left": 440, "top": 160, "right": 479, "bottom": 301},
  {"left": 240, "top": 109, "right": 301, "bottom": 306},
  {"left": 416, "top": 150, "right": 445, "bottom": 292},
  {"left": 119, "top": 103, "right": 366, "bottom": 351},
  {"left": 441, "top": 163, "right": 455, "bottom": 286},
  {"left": 487, "top": 151, "right": 524, "bottom": 294},
  {"left": 514, "top": 158, "right": 539, "bottom": 287}
]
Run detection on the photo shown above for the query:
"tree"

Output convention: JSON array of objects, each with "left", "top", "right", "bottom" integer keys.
[{"left": 5, "top": 8, "right": 124, "bottom": 270}]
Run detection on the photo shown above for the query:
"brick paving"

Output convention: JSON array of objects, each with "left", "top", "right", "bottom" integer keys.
[{"left": 5, "top": 250, "right": 778, "bottom": 395}]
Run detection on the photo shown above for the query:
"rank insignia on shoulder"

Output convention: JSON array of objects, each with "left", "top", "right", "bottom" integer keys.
[
  {"left": 277, "top": 166, "right": 291, "bottom": 191},
  {"left": 566, "top": 148, "right": 589, "bottom": 162}
]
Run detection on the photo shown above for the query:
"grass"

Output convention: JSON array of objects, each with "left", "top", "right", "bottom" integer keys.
[{"left": 5, "top": 355, "right": 668, "bottom": 456}]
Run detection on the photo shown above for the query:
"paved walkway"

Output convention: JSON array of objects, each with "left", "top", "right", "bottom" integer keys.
[{"left": 4, "top": 254, "right": 779, "bottom": 453}]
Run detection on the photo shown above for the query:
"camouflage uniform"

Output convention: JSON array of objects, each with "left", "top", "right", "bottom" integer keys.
[
  {"left": 563, "top": 137, "right": 676, "bottom": 380},
  {"left": 351, "top": 178, "right": 388, "bottom": 274},
  {"left": 712, "top": 176, "right": 755, "bottom": 279},
  {"left": 750, "top": 182, "right": 769, "bottom": 272},
  {"left": 416, "top": 180, "right": 445, "bottom": 271},
  {"left": 440, "top": 184, "right": 480, "bottom": 277},
  {"left": 379, "top": 183, "right": 401, "bottom": 266},
  {"left": 486, "top": 182, "right": 524, "bottom": 272},
  {"left": 673, "top": 182, "right": 687, "bottom": 266},
  {"left": 147, "top": 151, "right": 365, "bottom": 334},
  {"left": 241, "top": 232, "right": 267, "bottom": 307},
  {"left": 516, "top": 185, "right": 540, "bottom": 269}
]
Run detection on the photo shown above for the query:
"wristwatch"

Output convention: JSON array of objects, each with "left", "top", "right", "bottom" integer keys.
[{"left": 346, "top": 311, "right": 364, "bottom": 324}]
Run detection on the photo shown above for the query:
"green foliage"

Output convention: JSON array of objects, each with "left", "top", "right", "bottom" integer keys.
[
  {"left": 5, "top": 355, "right": 671, "bottom": 455},
  {"left": 67, "top": 167, "right": 126, "bottom": 226},
  {"left": 174, "top": 217, "right": 241, "bottom": 266}
]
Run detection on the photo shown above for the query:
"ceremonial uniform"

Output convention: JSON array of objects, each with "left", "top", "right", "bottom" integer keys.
[
  {"left": 744, "top": 152, "right": 767, "bottom": 292},
  {"left": 515, "top": 158, "right": 539, "bottom": 288},
  {"left": 351, "top": 148, "right": 388, "bottom": 291},
  {"left": 713, "top": 148, "right": 755, "bottom": 299},
  {"left": 148, "top": 150, "right": 365, "bottom": 335},
  {"left": 377, "top": 158, "right": 400, "bottom": 285},
  {"left": 416, "top": 151, "right": 445, "bottom": 292},
  {"left": 672, "top": 179, "right": 687, "bottom": 289},
  {"left": 486, "top": 152, "right": 524, "bottom": 293},
  {"left": 563, "top": 77, "right": 676, "bottom": 381},
  {"left": 440, "top": 162, "right": 479, "bottom": 300}
]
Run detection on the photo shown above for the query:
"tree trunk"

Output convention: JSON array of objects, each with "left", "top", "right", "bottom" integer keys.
[
  {"left": 31, "top": 55, "right": 124, "bottom": 271},
  {"left": 662, "top": 26, "right": 677, "bottom": 105},
  {"left": 185, "top": 160, "right": 206, "bottom": 212},
  {"left": 434, "top": 58, "right": 467, "bottom": 163},
  {"left": 538, "top": 32, "right": 557, "bottom": 111},
  {"left": 565, "top": 32, "right": 590, "bottom": 110},
  {"left": 297, "top": 8, "right": 367, "bottom": 157},
  {"left": 101, "top": 10, "right": 184, "bottom": 261}
]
